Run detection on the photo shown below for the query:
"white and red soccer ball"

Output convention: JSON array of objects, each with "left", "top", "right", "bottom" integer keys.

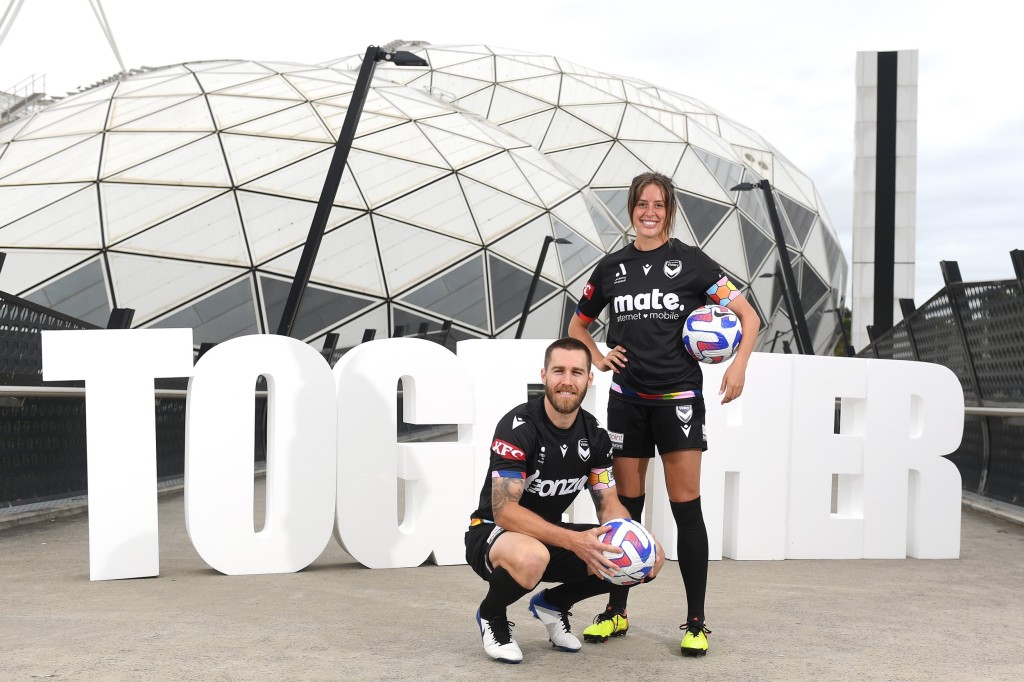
[
  {"left": 598, "top": 518, "right": 657, "bottom": 586},
  {"left": 683, "top": 304, "right": 743, "bottom": 364}
]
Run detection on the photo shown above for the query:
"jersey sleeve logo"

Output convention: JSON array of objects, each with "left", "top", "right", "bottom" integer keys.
[
  {"left": 582, "top": 282, "right": 595, "bottom": 300},
  {"left": 492, "top": 438, "right": 525, "bottom": 461}
]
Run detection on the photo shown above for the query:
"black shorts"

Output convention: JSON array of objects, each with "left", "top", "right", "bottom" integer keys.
[
  {"left": 464, "top": 521, "right": 597, "bottom": 584},
  {"left": 606, "top": 394, "right": 708, "bottom": 458}
]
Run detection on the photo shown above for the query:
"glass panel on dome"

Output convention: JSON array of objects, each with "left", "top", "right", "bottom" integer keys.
[
  {"left": 822, "top": 225, "right": 844, "bottom": 274},
  {"left": 778, "top": 193, "right": 816, "bottom": 247},
  {"left": 799, "top": 263, "right": 829, "bottom": 310},
  {"left": 488, "top": 86, "right": 552, "bottom": 124},
  {"left": 0, "top": 183, "right": 88, "bottom": 228},
  {"left": 241, "top": 148, "right": 364, "bottom": 208},
  {"left": 150, "top": 277, "right": 258, "bottom": 342},
  {"left": 107, "top": 253, "right": 241, "bottom": 321},
  {"left": 558, "top": 75, "right": 621, "bottom": 106},
  {"left": 677, "top": 191, "right": 729, "bottom": 246},
  {"left": 285, "top": 74, "right": 353, "bottom": 101},
  {"left": 0, "top": 186, "right": 100, "bottom": 247},
  {"left": 511, "top": 149, "right": 576, "bottom": 206},
  {"left": 428, "top": 71, "right": 492, "bottom": 101},
  {"left": 214, "top": 75, "right": 304, "bottom": 100},
  {"left": 25, "top": 259, "right": 110, "bottom": 327},
  {"left": 108, "top": 95, "right": 191, "bottom": 128},
  {"left": 460, "top": 152, "right": 539, "bottom": 204},
  {"left": 261, "top": 276, "right": 375, "bottom": 340},
  {"left": 562, "top": 104, "right": 624, "bottom": 137},
  {"left": 618, "top": 106, "right": 678, "bottom": 142},
  {"left": 0, "top": 135, "right": 100, "bottom": 185},
  {"left": 101, "top": 131, "right": 207, "bottom": 177},
  {"left": 111, "top": 96, "right": 215, "bottom": 132},
  {"left": 488, "top": 254, "right": 556, "bottom": 328},
  {"left": 500, "top": 74, "right": 562, "bottom": 106},
  {"left": 353, "top": 121, "right": 447, "bottom": 168},
  {"left": 673, "top": 147, "right": 731, "bottom": 203},
  {"left": 545, "top": 141, "right": 611, "bottom": 186},
  {"left": 194, "top": 71, "right": 268, "bottom": 94},
  {"left": 236, "top": 192, "right": 317, "bottom": 264},
  {"left": 539, "top": 109, "right": 608, "bottom": 151},
  {"left": 375, "top": 175, "right": 478, "bottom": 242},
  {"left": 582, "top": 190, "right": 624, "bottom": 248},
  {"left": 692, "top": 149, "right": 744, "bottom": 196},
  {"left": 739, "top": 214, "right": 775, "bottom": 276},
  {"left": 374, "top": 216, "right": 480, "bottom": 294},
  {"left": 106, "top": 135, "right": 231, "bottom": 186},
  {"left": 0, "top": 249, "right": 94, "bottom": 296},
  {"left": 437, "top": 55, "right": 494, "bottom": 81},
  {"left": 593, "top": 189, "right": 628, "bottom": 229},
  {"left": 399, "top": 254, "right": 488, "bottom": 330},
  {"left": 101, "top": 184, "right": 226, "bottom": 243},
  {"left": 489, "top": 215, "right": 559, "bottom": 280},
  {"left": 391, "top": 305, "right": 445, "bottom": 338},
  {"left": 207, "top": 95, "right": 300, "bottom": 130},
  {"left": 17, "top": 101, "right": 109, "bottom": 139},
  {"left": 117, "top": 193, "right": 247, "bottom": 265},
  {"left": 226, "top": 102, "right": 331, "bottom": 142},
  {"left": 347, "top": 150, "right": 450, "bottom": 206},
  {"left": 553, "top": 219, "right": 603, "bottom": 280},
  {"left": 220, "top": 134, "right": 329, "bottom": 185},
  {"left": 114, "top": 73, "right": 203, "bottom": 98},
  {"left": 418, "top": 122, "right": 501, "bottom": 169},
  {"left": 620, "top": 140, "right": 685, "bottom": 176},
  {"left": 589, "top": 142, "right": 649, "bottom": 186},
  {"left": 461, "top": 176, "right": 542, "bottom": 242}
]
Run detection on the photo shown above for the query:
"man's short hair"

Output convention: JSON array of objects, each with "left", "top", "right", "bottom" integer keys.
[{"left": 544, "top": 337, "right": 592, "bottom": 370}]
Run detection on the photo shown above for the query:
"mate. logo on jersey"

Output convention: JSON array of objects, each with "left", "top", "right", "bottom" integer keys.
[
  {"left": 664, "top": 260, "right": 682, "bottom": 278},
  {"left": 582, "top": 282, "right": 595, "bottom": 300},
  {"left": 578, "top": 438, "right": 590, "bottom": 461},
  {"left": 492, "top": 438, "right": 525, "bottom": 461}
]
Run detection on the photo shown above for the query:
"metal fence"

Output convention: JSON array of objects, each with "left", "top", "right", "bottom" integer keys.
[
  {"left": 859, "top": 252, "right": 1024, "bottom": 506},
  {"left": 1, "top": 287, "right": 458, "bottom": 507}
]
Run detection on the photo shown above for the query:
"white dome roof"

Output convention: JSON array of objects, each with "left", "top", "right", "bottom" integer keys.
[{"left": 0, "top": 45, "right": 847, "bottom": 353}]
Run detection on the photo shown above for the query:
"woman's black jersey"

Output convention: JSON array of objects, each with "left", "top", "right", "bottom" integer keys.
[
  {"left": 470, "top": 396, "right": 615, "bottom": 525},
  {"left": 575, "top": 238, "right": 726, "bottom": 402}
]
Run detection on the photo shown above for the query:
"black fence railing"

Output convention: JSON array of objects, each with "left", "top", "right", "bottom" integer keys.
[
  {"left": 859, "top": 251, "right": 1024, "bottom": 506},
  {"left": 1, "top": 286, "right": 458, "bottom": 507}
]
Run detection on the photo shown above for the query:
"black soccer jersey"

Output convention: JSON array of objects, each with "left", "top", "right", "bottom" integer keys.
[
  {"left": 575, "top": 239, "right": 727, "bottom": 402},
  {"left": 470, "top": 396, "right": 615, "bottom": 525}
]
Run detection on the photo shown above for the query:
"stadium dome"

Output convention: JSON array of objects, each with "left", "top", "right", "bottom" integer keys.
[{"left": 0, "top": 43, "right": 847, "bottom": 353}]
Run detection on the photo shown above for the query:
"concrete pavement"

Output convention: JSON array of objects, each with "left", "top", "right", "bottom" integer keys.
[{"left": 2, "top": 486, "right": 1023, "bottom": 681}]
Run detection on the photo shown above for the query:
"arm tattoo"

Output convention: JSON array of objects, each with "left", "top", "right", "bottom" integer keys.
[
  {"left": 590, "top": 487, "right": 613, "bottom": 517},
  {"left": 492, "top": 477, "right": 525, "bottom": 521}
]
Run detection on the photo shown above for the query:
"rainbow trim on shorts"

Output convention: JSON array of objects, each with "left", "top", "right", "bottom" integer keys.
[
  {"left": 706, "top": 276, "right": 739, "bottom": 305},
  {"left": 611, "top": 380, "right": 701, "bottom": 401}
]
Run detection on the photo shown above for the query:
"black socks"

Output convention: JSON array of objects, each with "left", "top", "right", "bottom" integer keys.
[
  {"left": 479, "top": 567, "right": 532, "bottom": 620},
  {"left": 670, "top": 496, "right": 708, "bottom": 622}
]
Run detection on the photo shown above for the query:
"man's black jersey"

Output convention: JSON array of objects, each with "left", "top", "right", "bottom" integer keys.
[
  {"left": 575, "top": 239, "right": 728, "bottom": 402},
  {"left": 470, "top": 396, "right": 615, "bottom": 525}
]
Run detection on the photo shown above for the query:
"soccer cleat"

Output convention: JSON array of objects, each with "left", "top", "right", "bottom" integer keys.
[
  {"left": 528, "top": 591, "right": 581, "bottom": 652},
  {"left": 476, "top": 608, "right": 523, "bottom": 664},
  {"left": 680, "top": 617, "right": 711, "bottom": 657},
  {"left": 582, "top": 606, "right": 629, "bottom": 643}
]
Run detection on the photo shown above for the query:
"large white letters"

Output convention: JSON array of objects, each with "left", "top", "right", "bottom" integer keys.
[
  {"left": 41, "top": 329, "right": 194, "bottom": 580},
  {"left": 39, "top": 332, "right": 966, "bottom": 580}
]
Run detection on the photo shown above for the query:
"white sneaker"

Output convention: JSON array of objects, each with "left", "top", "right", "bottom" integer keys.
[
  {"left": 528, "top": 591, "right": 581, "bottom": 652},
  {"left": 476, "top": 609, "right": 523, "bottom": 663}
]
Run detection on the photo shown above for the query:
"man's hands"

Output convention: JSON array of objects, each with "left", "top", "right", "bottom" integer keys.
[{"left": 571, "top": 525, "right": 621, "bottom": 578}]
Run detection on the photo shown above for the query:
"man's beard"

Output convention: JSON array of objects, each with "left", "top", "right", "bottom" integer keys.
[{"left": 545, "top": 383, "right": 587, "bottom": 415}]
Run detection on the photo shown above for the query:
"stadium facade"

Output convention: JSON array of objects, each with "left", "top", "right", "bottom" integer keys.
[{"left": 0, "top": 43, "right": 847, "bottom": 353}]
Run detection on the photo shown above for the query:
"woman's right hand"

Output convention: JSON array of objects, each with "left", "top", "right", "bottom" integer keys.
[{"left": 598, "top": 345, "right": 628, "bottom": 372}]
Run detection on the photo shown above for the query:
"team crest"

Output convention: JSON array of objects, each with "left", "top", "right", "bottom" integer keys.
[
  {"left": 676, "top": 405, "right": 693, "bottom": 424},
  {"left": 578, "top": 439, "right": 590, "bottom": 461},
  {"left": 664, "top": 260, "right": 682, "bottom": 278}
]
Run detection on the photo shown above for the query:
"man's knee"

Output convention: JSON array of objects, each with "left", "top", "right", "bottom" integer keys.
[{"left": 494, "top": 540, "right": 550, "bottom": 587}]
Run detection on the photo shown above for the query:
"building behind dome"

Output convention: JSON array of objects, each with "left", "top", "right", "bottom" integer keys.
[{"left": 0, "top": 44, "right": 847, "bottom": 353}]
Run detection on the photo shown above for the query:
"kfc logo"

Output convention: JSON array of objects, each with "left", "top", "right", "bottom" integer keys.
[
  {"left": 492, "top": 438, "right": 526, "bottom": 461},
  {"left": 582, "top": 282, "right": 595, "bottom": 300}
]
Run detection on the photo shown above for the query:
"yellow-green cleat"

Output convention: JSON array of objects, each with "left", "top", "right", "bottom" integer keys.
[
  {"left": 582, "top": 607, "right": 628, "bottom": 643},
  {"left": 680, "top": 618, "right": 710, "bottom": 656}
]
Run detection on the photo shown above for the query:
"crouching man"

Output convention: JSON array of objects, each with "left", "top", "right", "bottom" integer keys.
[{"left": 464, "top": 337, "right": 664, "bottom": 663}]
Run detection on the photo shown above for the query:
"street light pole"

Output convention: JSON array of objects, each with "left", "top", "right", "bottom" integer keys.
[
  {"left": 733, "top": 180, "right": 814, "bottom": 354},
  {"left": 515, "top": 236, "right": 569, "bottom": 339},
  {"left": 825, "top": 307, "right": 855, "bottom": 356},
  {"left": 276, "top": 46, "right": 428, "bottom": 338}
]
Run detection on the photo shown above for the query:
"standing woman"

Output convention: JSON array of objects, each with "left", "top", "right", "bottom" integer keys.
[{"left": 568, "top": 171, "right": 760, "bottom": 656}]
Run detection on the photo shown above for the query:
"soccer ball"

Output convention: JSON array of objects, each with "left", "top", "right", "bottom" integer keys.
[
  {"left": 598, "top": 518, "right": 657, "bottom": 586},
  {"left": 683, "top": 304, "right": 742, "bottom": 364}
]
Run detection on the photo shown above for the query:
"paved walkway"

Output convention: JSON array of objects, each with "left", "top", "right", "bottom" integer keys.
[{"left": 2, "top": 487, "right": 1023, "bottom": 681}]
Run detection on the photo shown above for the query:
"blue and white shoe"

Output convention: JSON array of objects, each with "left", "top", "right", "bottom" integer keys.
[{"left": 528, "top": 591, "right": 581, "bottom": 652}]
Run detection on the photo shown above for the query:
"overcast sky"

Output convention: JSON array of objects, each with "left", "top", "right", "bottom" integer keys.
[{"left": 2, "top": 0, "right": 1020, "bottom": 301}]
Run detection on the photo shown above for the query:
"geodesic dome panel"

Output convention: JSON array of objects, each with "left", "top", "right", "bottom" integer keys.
[{"left": 1, "top": 46, "right": 847, "bottom": 354}]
